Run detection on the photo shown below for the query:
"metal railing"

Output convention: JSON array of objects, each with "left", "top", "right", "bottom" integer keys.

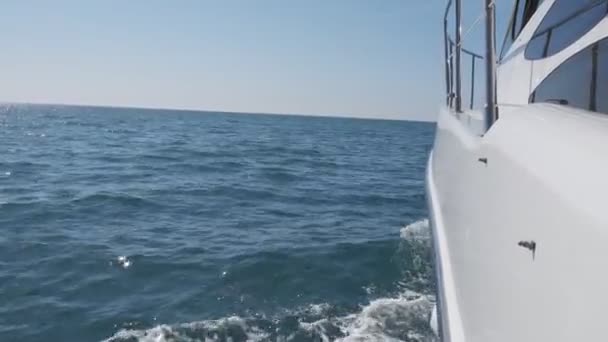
[
  {"left": 446, "top": 37, "right": 483, "bottom": 110},
  {"left": 443, "top": 0, "right": 497, "bottom": 131}
]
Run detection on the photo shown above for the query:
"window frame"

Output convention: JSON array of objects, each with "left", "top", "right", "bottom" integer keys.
[
  {"left": 524, "top": 0, "right": 608, "bottom": 60},
  {"left": 500, "top": 0, "right": 542, "bottom": 60},
  {"left": 529, "top": 37, "right": 608, "bottom": 114}
]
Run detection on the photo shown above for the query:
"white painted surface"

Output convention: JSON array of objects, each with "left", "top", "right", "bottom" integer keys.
[
  {"left": 427, "top": 151, "right": 465, "bottom": 342},
  {"left": 433, "top": 2, "right": 608, "bottom": 339},
  {"left": 428, "top": 104, "right": 608, "bottom": 341}
]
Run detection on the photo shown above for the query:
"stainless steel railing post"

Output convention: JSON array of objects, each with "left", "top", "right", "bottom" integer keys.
[
  {"left": 470, "top": 56, "right": 476, "bottom": 110},
  {"left": 454, "top": 0, "right": 463, "bottom": 113},
  {"left": 449, "top": 44, "right": 454, "bottom": 107},
  {"left": 484, "top": 0, "right": 498, "bottom": 130},
  {"left": 444, "top": 20, "right": 451, "bottom": 105},
  {"left": 444, "top": 0, "right": 453, "bottom": 107}
]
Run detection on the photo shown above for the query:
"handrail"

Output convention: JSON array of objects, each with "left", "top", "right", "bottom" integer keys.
[
  {"left": 443, "top": 0, "right": 452, "bottom": 106},
  {"left": 444, "top": 0, "right": 452, "bottom": 23},
  {"left": 447, "top": 36, "right": 483, "bottom": 58},
  {"left": 447, "top": 37, "right": 483, "bottom": 110},
  {"left": 443, "top": 0, "right": 497, "bottom": 131},
  {"left": 445, "top": 34, "right": 484, "bottom": 109}
]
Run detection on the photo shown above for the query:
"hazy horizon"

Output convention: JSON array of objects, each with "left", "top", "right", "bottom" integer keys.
[
  {"left": 0, "top": 1, "right": 511, "bottom": 122},
  {"left": 2, "top": 100, "right": 436, "bottom": 122}
]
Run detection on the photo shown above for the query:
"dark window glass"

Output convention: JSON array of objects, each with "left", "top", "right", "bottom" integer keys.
[
  {"left": 501, "top": 0, "right": 543, "bottom": 60},
  {"left": 525, "top": 0, "right": 608, "bottom": 60},
  {"left": 530, "top": 37, "right": 608, "bottom": 114}
]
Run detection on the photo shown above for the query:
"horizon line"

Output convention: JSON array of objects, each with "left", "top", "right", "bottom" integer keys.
[{"left": 0, "top": 100, "right": 435, "bottom": 123}]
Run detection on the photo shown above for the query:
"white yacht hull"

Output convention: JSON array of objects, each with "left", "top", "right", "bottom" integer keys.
[{"left": 428, "top": 104, "right": 608, "bottom": 341}]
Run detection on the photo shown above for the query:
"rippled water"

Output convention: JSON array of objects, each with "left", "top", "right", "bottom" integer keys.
[{"left": 0, "top": 104, "right": 436, "bottom": 341}]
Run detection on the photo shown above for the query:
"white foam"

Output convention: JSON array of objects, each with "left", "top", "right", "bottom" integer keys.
[
  {"left": 400, "top": 219, "right": 430, "bottom": 243},
  {"left": 104, "top": 292, "right": 435, "bottom": 342},
  {"left": 301, "top": 294, "right": 435, "bottom": 342},
  {"left": 103, "top": 221, "right": 436, "bottom": 342},
  {"left": 116, "top": 256, "right": 132, "bottom": 269},
  {"left": 104, "top": 316, "right": 269, "bottom": 342},
  {"left": 105, "top": 324, "right": 173, "bottom": 342},
  {"left": 362, "top": 285, "right": 375, "bottom": 295}
]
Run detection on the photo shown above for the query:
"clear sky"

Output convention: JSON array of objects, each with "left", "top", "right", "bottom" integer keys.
[{"left": 0, "top": 1, "right": 512, "bottom": 121}]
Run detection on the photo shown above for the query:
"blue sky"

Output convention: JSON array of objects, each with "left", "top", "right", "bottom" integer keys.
[{"left": 0, "top": 1, "right": 512, "bottom": 121}]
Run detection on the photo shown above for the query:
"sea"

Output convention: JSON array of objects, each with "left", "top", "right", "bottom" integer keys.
[{"left": 0, "top": 104, "right": 436, "bottom": 342}]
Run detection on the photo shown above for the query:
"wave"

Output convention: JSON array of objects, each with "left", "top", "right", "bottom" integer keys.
[
  {"left": 258, "top": 166, "right": 306, "bottom": 183},
  {"left": 102, "top": 220, "right": 436, "bottom": 342},
  {"left": 0, "top": 160, "right": 50, "bottom": 171},
  {"left": 70, "top": 193, "right": 162, "bottom": 211},
  {"left": 400, "top": 219, "right": 431, "bottom": 243},
  {"left": 104, "top": 295, "right": 434, "bottom": 342}
]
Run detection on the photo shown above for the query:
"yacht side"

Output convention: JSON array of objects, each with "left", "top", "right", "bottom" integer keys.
[{"left": 429, "top": 1, "right": 608, "bottom": 341}]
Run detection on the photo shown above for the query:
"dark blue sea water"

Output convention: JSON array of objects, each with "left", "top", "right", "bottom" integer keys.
[{"left": 0, "top": 104, "right": 436, "bottom": 342}]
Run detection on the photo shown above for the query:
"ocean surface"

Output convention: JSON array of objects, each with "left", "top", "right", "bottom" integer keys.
[{"left": 0, "top": 104, "right": 436, "bottom": 342}]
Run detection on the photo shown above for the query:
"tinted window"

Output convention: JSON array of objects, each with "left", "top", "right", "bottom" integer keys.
[
  {"left": 525, "top": 0, "right": 608, "bottom": 60},
  {"left": 501, "top": 0, "right": 543, "bottom": 59},
  {"left": 530, "top": 37, "right": 608, "bottom": 114}
]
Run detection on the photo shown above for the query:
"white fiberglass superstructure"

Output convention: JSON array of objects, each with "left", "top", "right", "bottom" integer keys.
[{"left": 428, "top": 1, "right": 608, "bottom": 341}]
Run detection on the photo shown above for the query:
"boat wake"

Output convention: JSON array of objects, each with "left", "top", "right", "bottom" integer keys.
[
  {"left": 400, "top": 219, "right": 430, "bottom": 243},
  {"left": 103, "top": 219, "right": 436, "bottom": 342}
]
